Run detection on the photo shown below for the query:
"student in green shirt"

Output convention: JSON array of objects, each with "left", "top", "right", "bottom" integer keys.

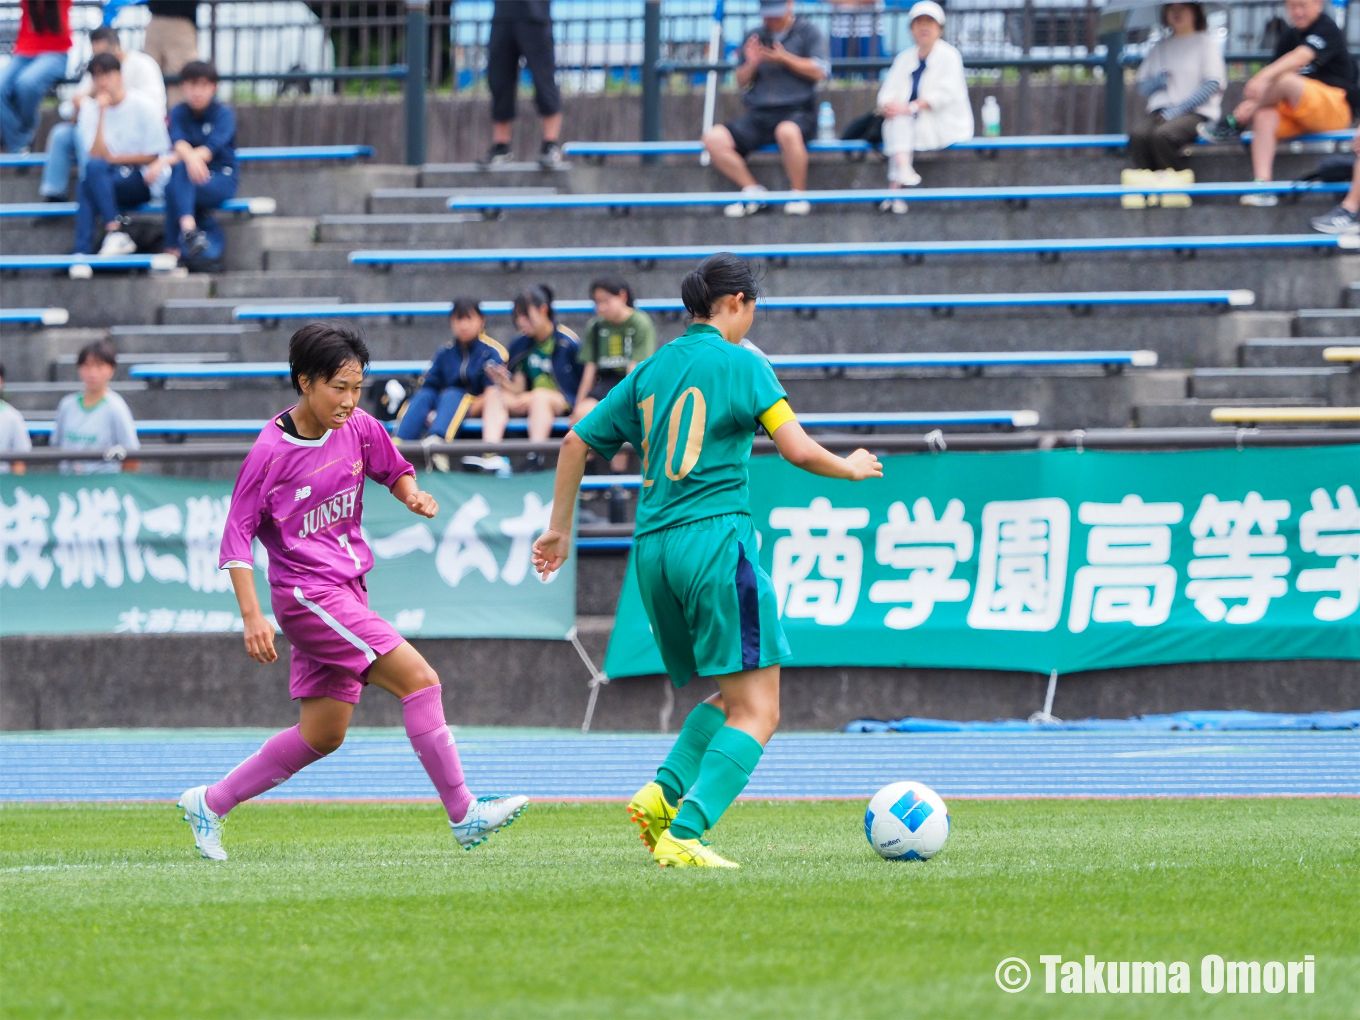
[
  {"left": 533, "top": 254, "right": 882, "bottom": 868},
  {"left": 573, "top": 275, "right": 657, "bottom": 472}
]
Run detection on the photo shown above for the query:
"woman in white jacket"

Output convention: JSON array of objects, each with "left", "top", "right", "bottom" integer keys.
[{"left": 876, "top": 0, "right": 974, "bottom": 212}]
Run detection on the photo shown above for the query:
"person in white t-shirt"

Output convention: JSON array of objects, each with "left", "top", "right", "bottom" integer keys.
[
  {"left": 72, "top": 51, "right": 170, "bottom": 256},
  {"left": 51, "top": 341, "right": 140, "bottom": 475},
  {"left": 1128, "top": 4, "right": 1225, "bottom": 172},
  {"left": 40, "top": 26, "right": 166, "bottom": 200},
  {"left": 0, "top": 361, "right": 33, "bottom": 476}
]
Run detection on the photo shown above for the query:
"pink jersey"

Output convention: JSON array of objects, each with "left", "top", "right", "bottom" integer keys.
[{"left": 218, "top": 407, "right": 415, "bottom": 589}]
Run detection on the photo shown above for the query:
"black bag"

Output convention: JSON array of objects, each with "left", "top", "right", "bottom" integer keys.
[
  {"left": 1300, "top": 154, "right": 1356, "bottom": 183},
  {"left": 841, "top": 110, "right": 884, "bottom": 146}
]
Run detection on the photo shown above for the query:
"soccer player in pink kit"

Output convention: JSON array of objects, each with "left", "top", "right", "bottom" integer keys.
[{"left": 177, "top": 323, "right": 528, "bottom": 860}]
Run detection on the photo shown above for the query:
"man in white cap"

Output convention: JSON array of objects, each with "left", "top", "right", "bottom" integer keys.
[
  {"left": 875, "top": 0, "right": 973, "bottom": 211},
  {"left": 702, "top": 0, "right": 830, "bottom": 218}
]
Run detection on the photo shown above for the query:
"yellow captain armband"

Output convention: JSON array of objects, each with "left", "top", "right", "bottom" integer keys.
[{"left": 758, "top": 399, "right": 797, "bottom": 436}]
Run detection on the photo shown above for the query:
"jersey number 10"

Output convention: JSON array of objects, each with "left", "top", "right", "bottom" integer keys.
[{"left": 637, "top": 388, "right": 706, "bottom": 488}]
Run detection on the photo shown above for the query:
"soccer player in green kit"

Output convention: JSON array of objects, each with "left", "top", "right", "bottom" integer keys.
[{"left": 532, "top": 254, "right": 883, "bottom": 868}]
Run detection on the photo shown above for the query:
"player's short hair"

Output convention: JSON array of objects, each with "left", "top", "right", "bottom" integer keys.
[
  {"left": 179, "top": 60, "right": 219, "bottom": 85},
  {"left": 0, "top": 360, "right": 6, "bottom": 381},
  {"left": 89, "top": 26, "right": 120, "bottom": 49},
  {"left": 77, "top": 340, "right": 118, "bottom": 368},
  {"left": 288, "top": 322, "right": 370, "bottom": 394},
  {"left": 681, "top": 253, "right": 760, "bottom": 319},
  {"left": 450, "top": 296, "right": 483, "bottom": 319},
  {"left": 590, "top": 275, "right": 635, "bottom": 308},
  {"left": 87, "top": 52, "right": 122, "bottom": 77},
  {"left": 512, "top": 284, "right": 555, "bottom": 322}
]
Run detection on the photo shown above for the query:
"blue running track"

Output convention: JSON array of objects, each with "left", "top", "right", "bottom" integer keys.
[{"left": 1, "top": 729, "right": 1356, "bottom": 801}]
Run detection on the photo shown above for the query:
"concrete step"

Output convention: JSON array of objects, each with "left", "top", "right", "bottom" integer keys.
[
  {"left": 1293, "top": 308, "right": 1360, "bottom": 337},
  {"left": 159, "top": 296, "right": 343, "bottom": 325},
  {"left": 1134, "top": 396, "right": 1326, "bottom": 428},
  {"left": 416, "top": 150, "right": 1322, "bottom": 194},
  {"left": 1188, "top": 367, "right": 1346, "bottom": 399},
  {"left": 1238, "top": 337, "right": 1347, "bottom": 367},
  {"left": 0, "top": 327, "right": 107, "bottom": 382},
  {"left": 313, "top": 203, "right": 1318, "bottom": 248},
  {"left": 367, "top": 186, "right": 558, "bottom": 215},
  {"left": 108, "top": 323, "right": 263, "bottom": 345},
  {"left": 255, "top": 249, "right": 1353, "bottom": 314},
  {"left": 0, "top": 273, "right": 210, "bottom": 328},
  {"left": 49, "top": 350, "right": 231, "bottom": 383}
]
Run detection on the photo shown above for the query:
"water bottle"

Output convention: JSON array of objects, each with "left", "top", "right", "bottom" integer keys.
[
  {"left": 817, "top": 101, "right": 836, "bottom": 142},
  {"left": 981, "top": 95, "right": 1001, "bottom": 138}
]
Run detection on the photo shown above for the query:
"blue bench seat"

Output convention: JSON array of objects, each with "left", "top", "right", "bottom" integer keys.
[
  {"left": 0, "top": 197, "right": 277, "bottom": 219},
  {"left": 0, "top": 145, "right": 373, "bottom": 171},
  {"left": 27, "top": 408, "right": 1038, "bottom": 437},
  {"left": 446, "top": 180, "right": 1346, "bottom": 214},
  {"left": 231, "top": 289, "right": 1252, "bottom": 324},
  {"left": 0, "top": 307, "right": 68, "bottom": 326},
  {"left": 128, "top": 350, "right": 1158, "bottom": 383},
  {"left": 561, "top": 131, "right": 1353, "bottom": 161},
  {"left": 349, "top": 235, "right": 1352, "bottom": 268},
  {"left": 0, "top": 253, "right": 178, "bottom": 272}
]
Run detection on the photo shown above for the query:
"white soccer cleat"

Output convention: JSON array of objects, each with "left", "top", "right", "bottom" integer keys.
[
  {"left": 177, "top": 785, "right": 227, "bottom": 861},
  {"left": 450, "top": 794, "right": 530, "bottom": 849}
]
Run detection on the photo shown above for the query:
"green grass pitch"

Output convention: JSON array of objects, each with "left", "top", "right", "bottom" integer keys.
[{"left": 2, "top": 799, "right": 1357, "bottom": 1019}]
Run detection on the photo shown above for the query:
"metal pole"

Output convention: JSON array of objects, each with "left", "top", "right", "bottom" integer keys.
[
  {"left": 1101, "top": 29, "right": 1126, "bottom": 136},
  {"left": 642, "top": 0, "right": 662, "bottom": 154},
  {"left": 405, "top": 0, "right": 429, "bottom": 166}
]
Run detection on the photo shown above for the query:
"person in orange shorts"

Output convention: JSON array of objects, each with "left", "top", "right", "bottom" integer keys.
[{"left": 1197, "top": 0, "right": 1357, "bottom": 206}]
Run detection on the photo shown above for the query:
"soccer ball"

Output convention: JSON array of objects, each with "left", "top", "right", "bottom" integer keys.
[{"left": 864, "top": 781, "right": 950, "bottom": 861}]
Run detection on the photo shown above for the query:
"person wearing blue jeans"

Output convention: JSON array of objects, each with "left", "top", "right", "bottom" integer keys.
[
  {"left": 143, "top": 61, "right": 236, "bottom": 263},
  {"left": 0, "top": 51, "right": 69, "bottom": 153},
  {"left": 70, "top": 53, "right": 169, "bottom": 255}
]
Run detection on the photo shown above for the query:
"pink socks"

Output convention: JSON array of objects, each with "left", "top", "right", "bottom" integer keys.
[
  {"left": 204, "top": 725, "right": 325, "bottom": 816},
  {"left": 402, "top": 684, "right": 474, "bottom": 823}
]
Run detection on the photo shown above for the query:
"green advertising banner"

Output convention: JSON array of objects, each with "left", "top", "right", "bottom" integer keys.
[
  {"left": 0, "top": 472, "right": 573, "bottom": 639},
  {"left": 604, "top": 446, "right": 1360, "bottom": 678}
]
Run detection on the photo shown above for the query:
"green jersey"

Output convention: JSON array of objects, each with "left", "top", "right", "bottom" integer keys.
[
  {"left": 572, "top": 323, "right": 788, "bottom": 537},
  {"left": 583, "top": 309, "right": 657, "bottom": 384}
]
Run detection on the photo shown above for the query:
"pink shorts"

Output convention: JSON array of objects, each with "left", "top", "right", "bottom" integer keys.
[{"left": 271, "top": 578, "right": 405, "bottom": 704}]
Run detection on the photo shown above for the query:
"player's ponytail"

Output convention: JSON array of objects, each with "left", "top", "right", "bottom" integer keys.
[
  {"left": 681, "top": 253, "right": 759, "bottom": 319},
  {"left": 512, "top": 284, "right": 555, "bottom": 322}
]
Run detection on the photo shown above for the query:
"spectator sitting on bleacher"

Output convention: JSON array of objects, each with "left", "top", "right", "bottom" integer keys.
[
  {"left": 40, "top": 27, "right": 165, "bottom": 201},
  {"left": 141, "top": 61, "right": 236, "bottom": 266},
  {"left": 487, "top": 286, "right": 582, "bottom": 467},
  {"left": 72, "top": 52, "right": 170, "bottom": 259},
  {"left": 1197, "top": 0, "right": 1357, "bottom": 207},
  {"left": 703, "top": 0, "right": 830, "bottom": 218},
  {"left": 875, "top": 1, "right": 972, "bottom": 213},
  {"left": 1309, "top": 129, "right": 1360, "bottom": 232},
  {"left": 0, "top": 362, "right": 32, "bottom": 475},
  {"left": 0, "top": 0, "right": 71, "bottom": 153},
  {"left": 52, "top": 340, "right": 139, "bottom": 475},
  {"left": 1125, "top": 3, "right": 1224, "bottom": 199},
  {"left": 572, "top": 276, "right": 656, "bottom": 471},
  {"left": 395, "top": 297, "right": 513, "bottom": 476}
]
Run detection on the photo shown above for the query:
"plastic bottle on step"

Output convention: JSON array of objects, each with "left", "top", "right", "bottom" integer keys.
[
  {"left": 818, "top": 101, "right": 836, "bottom": 141},
  {"left": 981, "top": 95, "right": 1001, "bottom": 138}
]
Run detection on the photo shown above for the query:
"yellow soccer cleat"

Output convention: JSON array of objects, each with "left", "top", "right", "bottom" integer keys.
[
  {"left": 652, "top": 831, "right": 740, "bottom": 868},
  {"left": 626, "top": 781, "right": 677, "bottom": 850}
]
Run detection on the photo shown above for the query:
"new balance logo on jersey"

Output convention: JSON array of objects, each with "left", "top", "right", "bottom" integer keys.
[
  {"left": 294, "top": 486, "right": 312, "bottom": 501},
  {"left": 298, "top": 489, "right": 359, "bottom": 539}
]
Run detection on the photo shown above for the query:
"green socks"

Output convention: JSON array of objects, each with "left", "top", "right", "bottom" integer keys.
[
  {"left": 656, "top": 702, "right": 726, "bottom": 806},
  {"left": 669, "top": 725, "right": 764, "bottom": 841}
]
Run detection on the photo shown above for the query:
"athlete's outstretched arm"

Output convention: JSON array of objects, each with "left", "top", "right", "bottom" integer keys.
[
  {"left": 770, "top": 420, "right": 883, "bottom": 481},
  {"left": 229, "top": 567, "right": 277, "bottom": 664},
  {"left": 390, "top": 472, "right": 438, "bottom": 518},
  {"left": 532, "top": 431, "right": 589, "bottom": 580}
]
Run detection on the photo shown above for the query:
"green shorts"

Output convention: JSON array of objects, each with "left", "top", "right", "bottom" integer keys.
[{"left": 632, "top": 513, "right": 791, "bottom": 688}]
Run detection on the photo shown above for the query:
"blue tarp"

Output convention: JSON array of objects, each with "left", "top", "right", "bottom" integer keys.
[{"left": 846, "top": 710, "right": 1360, "bottom": 733}]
